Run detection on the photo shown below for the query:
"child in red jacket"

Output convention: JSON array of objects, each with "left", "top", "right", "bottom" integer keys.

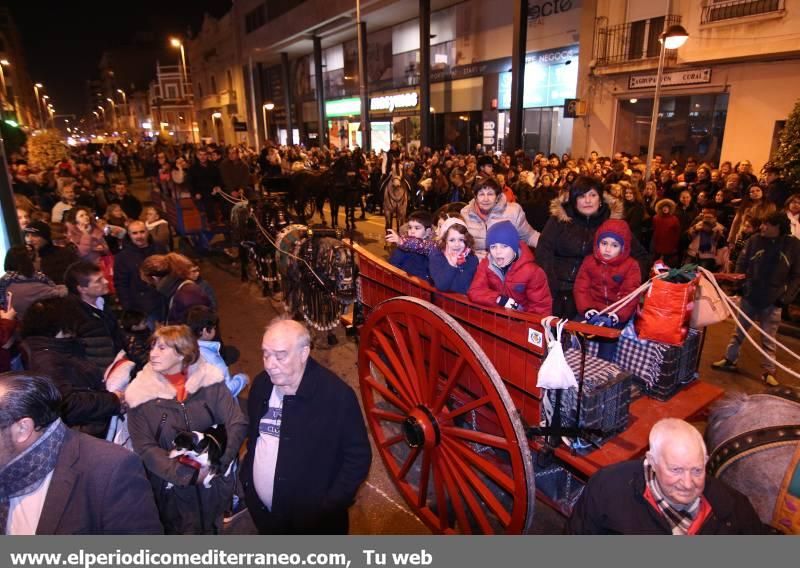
[
  {"left": 468, "top": 220, "right": 552, "bottom": 314},
  {"left": 651, "top": 198, "right": 681, "bottom": 266},
  {"left": 573, "top": 219, "right": 642, "bottom": 361}
]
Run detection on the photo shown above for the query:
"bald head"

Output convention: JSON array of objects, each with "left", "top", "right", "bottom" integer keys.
[
  {"left": 648, "top": 418, "right": 707, "bottom": 461},
  {"left": 128, "top": 220, "right": 149, "bottom": 248},
  {"left": 261, "top": 318, "right": 312, "bottom": 396},
  {"left": 647, "top": 419, "right": 707, "bottom": 506}
]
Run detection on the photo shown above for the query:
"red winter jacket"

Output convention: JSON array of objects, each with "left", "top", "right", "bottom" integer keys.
[
  {"left": 468, "top": 242, "right": 552, "bottom": 315},
  {"left": 651, "top": 199, "right": 681, "bottom": 255},
  {"left": 573, "top": 219, "right": 642, "bottom": 322}
]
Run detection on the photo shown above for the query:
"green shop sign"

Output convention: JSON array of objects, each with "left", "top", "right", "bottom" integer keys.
[{"left": 325, "top": 97, "right": 361, "bottom": 118}]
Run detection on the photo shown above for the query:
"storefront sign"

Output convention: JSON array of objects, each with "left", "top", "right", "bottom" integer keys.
[
  {"left": 498, "top": 44, "right": 579, "bottom": 109},
  {"left": 628, "top": 68, "right": 712, "bottom": 90},
  {"left": 529, "top": 0, "right": 578, "bottom": 21},
  {"left": 370, "top": 91, "right": 419, "bottom": 112},
  {"left": 233, "top": 121, "right": 248, "bottom": 132},
  {"left": 325, "top": 97, "right": 361, "bottom": 118}
]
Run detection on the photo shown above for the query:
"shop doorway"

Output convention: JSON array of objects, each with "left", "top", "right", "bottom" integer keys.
[{"left": 519, "top": 107, "right": 574, "bottom": 157}]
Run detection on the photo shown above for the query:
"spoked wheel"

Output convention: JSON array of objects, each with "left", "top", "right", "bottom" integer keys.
[{"left": 358, "top": 296, "right": 535, "bottom": 534}]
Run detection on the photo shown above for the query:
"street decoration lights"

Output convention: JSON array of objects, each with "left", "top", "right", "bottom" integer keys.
[
  {"left": 262, "top": 102, "right": 274, "bottom": 143},
  {"left": 644, "top": 23, "right": 689, "bottom": 185}
]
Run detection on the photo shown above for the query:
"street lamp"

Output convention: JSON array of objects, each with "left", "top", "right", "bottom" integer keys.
[
  {"left": 644, "top": 23, "right": 689, "bottom": 184},
  {"left": 0, "top": 59, "right": 9, "bottom": 106},
  {"left": 33, "top": 83, "right": 45, "bottom": 128},
  {"left": 117, "top": 88, "right": 130, "bottom": 129},
  {"left": 106, "top": 97, "right": 118, "bottom": 130},
  {"left": 211, "top": 111, "right": 222, "bottom": 143},
  {"left": 262, "top": 102, "right": 274, "bottom": 143},
  {"left": 170, "top": 37, "right": 197, "bottom": 143}
]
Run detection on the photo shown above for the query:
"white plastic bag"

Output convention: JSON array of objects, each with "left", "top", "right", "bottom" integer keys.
[{"left": 537, "top": 317, "right": 578, "bottom": 389}]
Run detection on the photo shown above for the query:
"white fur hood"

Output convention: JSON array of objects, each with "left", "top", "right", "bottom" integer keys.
[{"left": 126, "top": 357, "right": 224, "bottom": 409}]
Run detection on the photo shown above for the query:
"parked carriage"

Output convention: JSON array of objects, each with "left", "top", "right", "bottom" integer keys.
[
  {"left": 346, "top": 242, "right": 724, "bottom": 534},
  {"left": 150, "top": 187, "right": 228, "bottom": 253}
]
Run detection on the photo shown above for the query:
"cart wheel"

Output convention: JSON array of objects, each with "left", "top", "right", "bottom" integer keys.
[{"left": 358, "top": 296, "right": 535, "bottom": 534}]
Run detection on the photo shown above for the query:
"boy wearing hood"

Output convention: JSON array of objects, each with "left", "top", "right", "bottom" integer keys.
[
  {"left": 467, "top": 221, "right": 552, "bottom": 314},
  {"left": 574, "top": 219, "right": 643, "bottom": 361}
]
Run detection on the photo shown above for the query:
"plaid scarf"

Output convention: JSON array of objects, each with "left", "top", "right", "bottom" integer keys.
[
  {"left": 644, "top": 458, "right": 701, "bottom": 536},
  {"left": 0, "top": 419, "right": 66, "bottom": 533}
]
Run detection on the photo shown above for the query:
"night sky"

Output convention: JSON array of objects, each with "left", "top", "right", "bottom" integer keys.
[{"left": 8, "top": 0, "right": 232, "bottom": 117}]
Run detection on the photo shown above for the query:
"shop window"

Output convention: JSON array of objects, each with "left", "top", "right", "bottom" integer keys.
[{"left": 615, "top": 93, "right": 729, "bottom": 165}]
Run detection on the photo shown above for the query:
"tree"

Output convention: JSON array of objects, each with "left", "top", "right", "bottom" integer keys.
[
  {"left": 773, "top": 98, "right": 800, "bottom": 193},
  {"left": 27, "top": 129, "right": 68, "bottom": 170}
]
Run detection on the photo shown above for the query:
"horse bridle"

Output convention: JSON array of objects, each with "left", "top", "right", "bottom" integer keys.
[{"left": 707, "top": 387, "right": 800, "bottom": 478}]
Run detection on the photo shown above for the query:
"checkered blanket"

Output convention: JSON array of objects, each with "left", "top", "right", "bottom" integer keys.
[
  {"left": 595, "top": 320, "right": 699, "bottom": 388},
  {"left": 562, "top": 348, "right": 623, "bottom": 393}
]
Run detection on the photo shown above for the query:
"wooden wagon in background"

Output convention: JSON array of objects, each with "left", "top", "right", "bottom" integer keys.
[{"left": 347, "top": 243, "right": 724, "bottom": 534}]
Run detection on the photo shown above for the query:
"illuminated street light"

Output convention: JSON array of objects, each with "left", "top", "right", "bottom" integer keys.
[
  {"left": 262, "top": 102, "right": 275, "bottom": 142},
  {"left": 170, "top": 36, "right": 197, "bottom": 143},
  {"left": 644, "top": 24, "right": 690, "bottom": 184}
]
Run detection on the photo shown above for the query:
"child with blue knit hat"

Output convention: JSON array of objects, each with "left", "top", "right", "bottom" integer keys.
[{"left": 468, "top": 220, "right": 552, "bottom": 314}]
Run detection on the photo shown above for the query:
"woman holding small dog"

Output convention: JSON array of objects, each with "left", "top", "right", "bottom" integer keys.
[{"left": 126, "top": 325, "right": 248, "bottom": 534}]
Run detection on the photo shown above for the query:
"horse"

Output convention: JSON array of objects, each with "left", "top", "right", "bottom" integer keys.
[
  {"left": 274, "top": 224, "right": 356, "bottom": 344},
  {"left": 381, "top": 174, "right": 410, "bottom": 233},
  {"left": 240, "top": 195, "right": 293, "bottom": 296},
  {"left": 706, "top": 387, "right": 800, "bottom": 534},
  {"left": 290, "top": 167, "right": 331, "bottom": 224}
]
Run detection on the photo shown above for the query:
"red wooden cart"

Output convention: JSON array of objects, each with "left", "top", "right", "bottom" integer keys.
[{"left": 349, "top": 243, "right": 724, "bottom": 534}]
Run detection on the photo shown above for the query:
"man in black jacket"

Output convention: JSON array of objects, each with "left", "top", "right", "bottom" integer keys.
[
  {"left": 64, "top": 261, "right": 123, "bottom": 372},
  {"left": 113, "top": 221, "right": 166, "bottom": 324},
  {"left": 189, "top": 148, "right": 224, "bottom": 224},
  {"left": 241, "top": 318, "right": 371, "bottom": 534},
  {"left": 567, "top": 418, "right": 768, "bottom": 534},
  {"left": 712, "top": 212, "right": 800, "bottom": 386},
  {"left": 23, "top": 221, "right": 78, "bottom": 285}
]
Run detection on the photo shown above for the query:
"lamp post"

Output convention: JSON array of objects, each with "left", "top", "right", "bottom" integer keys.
[
  {"left": 117, "top": 88, "right": 130, "bottom": 129},
  {"left": 170, "top": 37, "right": 198, "bottom": 143},
  {"left": 92, "top": 111, "right": 100, "bottom": 134},
  {"left": 644, "top": 23, "right": 689, "bottom": 184},
  {"left": 33, "top": 83, "right": 45, "bottom": 129},
  {"left": 262, "top": 102, "right": 274, "bottom": 144},
  {"left": 97, "top": 105, "right": 106, "bottom": 130},
  {"left": 212, "top": 111, "right": 222, "bottom": 144},
  {"left": 0, "top": 59, "right": 8, "bottom": 109},
  {"left": 106, "top": 98, "right": 118, "bottom": 131}
]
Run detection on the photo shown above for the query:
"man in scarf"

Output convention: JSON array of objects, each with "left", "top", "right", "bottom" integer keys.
[
  {"left": 566, "top": 418, "right": 768, "bottom": 534},
  {"left": 0, "top": 373, "right": 161, "bottom": 534},
  {"left": 712, "top": 212, "right": 800, "bottom": 386}
]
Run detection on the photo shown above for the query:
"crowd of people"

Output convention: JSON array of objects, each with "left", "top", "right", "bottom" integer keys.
[{"left": 1, "top": 134, "right": 798, "bottom": 535}]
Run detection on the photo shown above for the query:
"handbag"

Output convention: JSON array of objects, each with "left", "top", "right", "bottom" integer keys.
[{"left": 690, "top": 273, "right": 729, "bottom": 328}]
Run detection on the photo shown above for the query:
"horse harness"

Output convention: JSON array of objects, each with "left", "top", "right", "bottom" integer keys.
[{"left": 707, "top": 387, "right": 800, "bottom": 478}]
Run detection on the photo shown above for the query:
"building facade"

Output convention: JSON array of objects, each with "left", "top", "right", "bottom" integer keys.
[
  {"left": 148, "top": 63, "right": 196, "bottom": 143},
  {"left": 187, "top": 12, "right": 249, "bottom": 145},
  {"left": 573, "top": 0, "right": 800, "bottom": 170},
  {"left": 0, "top": 6, "right": 40, "bottom": 129}
]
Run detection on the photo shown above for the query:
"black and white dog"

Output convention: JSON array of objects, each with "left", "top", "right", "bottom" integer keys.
[{"left": 168, "top": 423, "right": 231, "bottom": 488}]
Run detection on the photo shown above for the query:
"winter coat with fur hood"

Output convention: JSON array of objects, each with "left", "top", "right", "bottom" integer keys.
[
  {"left": 650, "top": 199, "right": 681, "bottom": 256},
  {"left": 467, "top": 242, "right": 552, "bottom": 314},
  {"left": 126, "top": 357, "right": 248, "bottom": 534},
  {"left": 536, "top": 194, "right": 649, "bottom": 305},
  {"left": 573, "top": 220, "right": 642, "bottom": 322}
]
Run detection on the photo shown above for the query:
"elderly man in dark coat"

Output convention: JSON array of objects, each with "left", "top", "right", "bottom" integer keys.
[
  {"left": 241, "top": 318, "right": 372, "bottom": 534},
  {"left": 0, "top": 373, "right": 162, "bottom": 535}
]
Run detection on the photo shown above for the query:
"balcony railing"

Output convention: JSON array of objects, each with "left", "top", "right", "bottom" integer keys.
[
  {"left": 701, "top": 0, "right": 784, "bottom": 24},
  {"left": 594, "top": 14, "right": 681, "bottom": 66}
]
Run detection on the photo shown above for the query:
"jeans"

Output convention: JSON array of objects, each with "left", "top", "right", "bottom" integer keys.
[{"left": 724, "top": 298, "right": 782, "bottom": 374}]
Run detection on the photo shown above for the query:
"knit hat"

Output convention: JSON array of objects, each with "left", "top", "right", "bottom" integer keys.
[
  {"left": 23, "top": 220, "right": 52, "bottom": 242},
  {"left": 486, "top": 221, "right": 519, "bottom": 255},
  {"left": 596, "top": 230, "right": 624, "bottom": 248}
]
